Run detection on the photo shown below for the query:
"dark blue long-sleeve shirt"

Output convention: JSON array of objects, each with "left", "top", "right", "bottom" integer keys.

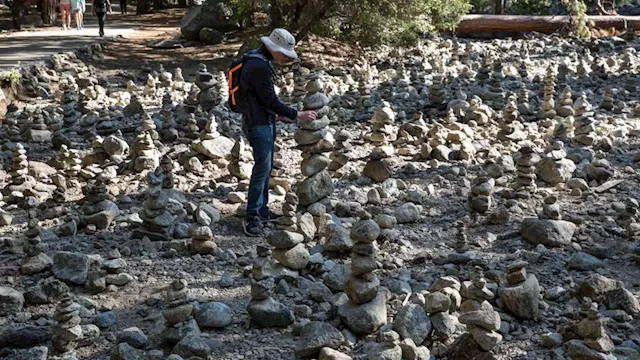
[{"left": 240, "top": 45, "right": 298, "bottom": 127}]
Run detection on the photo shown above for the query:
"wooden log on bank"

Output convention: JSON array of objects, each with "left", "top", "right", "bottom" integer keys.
[{"left": 456, "top": 15, "right": 640, "bottom": 33}]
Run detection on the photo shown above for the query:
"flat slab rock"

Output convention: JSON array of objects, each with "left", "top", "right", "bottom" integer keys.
[{"left": 520, "top": 218, "right": 576, "bottom": 247}]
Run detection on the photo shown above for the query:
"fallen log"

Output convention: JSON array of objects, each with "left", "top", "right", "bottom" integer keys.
[{"left": 455, "top": 14, "right": 640, "bottom": 33}]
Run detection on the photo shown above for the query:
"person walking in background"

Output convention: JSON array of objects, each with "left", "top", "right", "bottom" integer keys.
[
  {"left": 71, "top": 0, "right": 85, "bottom": 30},
  {"left": 119, "top": 0, "right": 126, "bottom": 14},
  {"left": 93, "top": 0, "right": 110, "bottom": 36},
  {"left": 59, "top": 0, "right": 71, "bottom": 29}
]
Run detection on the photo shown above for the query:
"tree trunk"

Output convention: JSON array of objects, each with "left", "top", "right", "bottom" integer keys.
[
  {"left": 177, "top": 0, "right": 186, "bottom": 7},
  {"left": 137, "top": 0, "right": 150, "bottom": 14},
  {"left": 153, "top": 0, "right": 163, "bottom": 11},
  {"left": 456, "top": 14, "right": 640, "bottom": 33},
  {"left": 41, "top": 0, "right": 56, "bottom": 25},
  {"left": 269, "top": 0, "right": 283, "bottom": 28},
  {"left": 493, "top": 0, "right": 504, "bottom": 14}
]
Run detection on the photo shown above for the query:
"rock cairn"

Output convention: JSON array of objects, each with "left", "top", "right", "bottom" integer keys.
[
  {"left": 600, "top": 86, "right": 614, "bottom": 111},
  {"left": 559, "top": 298, "right": 615, "bottom": 359},
  {"left": 52, "top": 293, "right": 83, "bottom": 352},
  {"left": 173, "top": 67, "right": 186, "bottom": 91},
  {"left": 267, "top": 229, "right": 309, "bottom": 271},
  {"left": 141, "top": 114, "right": 160, "bottom": 141},
  {"left": 457, "top": 299, "right": 503, "bottom": 353},
  {"left": 517, "top": 84, "right": 535, "bottom": 120},
  {"left": 161, "top": 279, "right": 194, "bottom": 344},
  {"left": 468, "top": 177, "right": 494, "bottom": 214},
  {"left": 556, "top": 86, "right": 575, "bottom": 117},
  {"left": 498, "top": 261, "right": 540, "bottom": 319},
  {"left": 143, "top": 73, "right": 157, "bottom": 97},
  {"left": 23, "top": 112, "right": 51, "bottom": 143},
  {"left": 295, "top": 74, "right": 335, "bottom": 207},
  {"left": 485, "top": 63, "right": 506, "bottom": 109},
  {"left": 160, "top": 92, "right": 178, "bottom": 141},
  {"left": 62, "top": 87, "right": 81, "bottom": 125},
  {"left": 185, "top": 113, "right": 200, "bottom": 139},
  {"left": 278, "top": 192, "right": 299, "bottom": 231},
  {"left": 158, "top": 64, "right": 173, "bottom": 88},
  {"left": 228, "top": 138, "right": 252, "bottom": 181},
  {"left": 195, "top": 63, "right": 219, "bottom": 110},
  {"left": 536, "top": 141, "right": 576, "bottom": 185},
  {"left": 82, "top": 179, "right": 120, "bottom": 230},
  {"left": 4, "top": 143, "right": 36, "bottom": 197},
  {"left": 21, "top": 228, "right": 53, "bottom": 275},
  {"left": 60, "top": 145, "right": 82, "bottom": 178},
  {"left": 247, "top": 245, "right": 294, "bottom": 327},
  {"left": 133, "top": 171, "right": 174, "bottom": 241},
  {"left": 132, "top": 132, "right": 159, "bottom": 172},
  {"left": 428, "top": 74, "right": 447, "bottom": 110},
  {"left": 513, "top": 145, "right": 540, "bottom": 193},
  {"left": 338, "top": 216, "right": 386, "bottom": 334},
  {"left": 363, "top": 102, "right": 397, "bottom": 183},
  {"left": 123, "top": 93, "right": 145, "bottom": 118},
  {"left": 538, "top": 65, "right": 557, "bottom": 119},
  {"left": 573, "top": 92, "right": 597, "bottom": 146},
  {"left": 190, "top": 226, "right": 216, "bottom": 255},
  {"left": 497, "top": 94, "right": 526, "bottom": 143}
]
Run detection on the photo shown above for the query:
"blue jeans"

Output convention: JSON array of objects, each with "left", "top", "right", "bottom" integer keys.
[{"left": 246, "top": 124, "right": 275, "bottom": 219}]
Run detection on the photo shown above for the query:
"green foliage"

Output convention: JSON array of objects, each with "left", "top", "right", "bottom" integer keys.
[
  {"left": 508, "top": 0, "right": 553, "bottom": 14},
  {"left": 228, "top": 0, "right": 472, "bottom": 47},
  {"left": 563, "top": 0, "right": 591, "bottom": 38},
  {"left": 0, "top": 63, "right": 22, "bottom": 90}
]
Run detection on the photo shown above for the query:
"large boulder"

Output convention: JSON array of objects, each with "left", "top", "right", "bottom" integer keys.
[
  {"left": 199, "top": 27, "right": 224, "bottom": 45},
  {"left": 296, "top": 170, "right": 334, "bottom": 206},
  {"left": 498, "top": 274, "right": 540, "bottom": 319},
  {"left": 294, "top": 321, "right": 344, "bottom": 358},
  {"left": 180, "top": 0, "right": 238, "bottom": 40},
  {"left": 192, "top": 136, "right": 235, "bottom": 160},
  {"left": 536, "top": 158, "right": 576, "bottom": 184},
  {"left": 52, "top": 252, "right": 90, "bottom": 285},
  {"left": 520, "top": 218, "right": 576, "bottom": 247},
  {"left": 392, "top": 304, "right": 432, "bottom": 345},
  {"left": 0, "top": 287, "right": 24, "bottom": 316}
]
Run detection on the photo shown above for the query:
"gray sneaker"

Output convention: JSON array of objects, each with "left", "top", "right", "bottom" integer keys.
[{"left": 242, "top": 216, "right": 263, "bottom": 237}]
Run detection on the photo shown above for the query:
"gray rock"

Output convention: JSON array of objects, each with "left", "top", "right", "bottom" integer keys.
[
  {"left": 195, "top": 203, "right": 220, "bottom": 226},
  {"left": 110, "top": 342, "right": 146, "bottom": 360},
  {"left": 324, "top": 223, "right": 354, "bottom": 252},
  {"left": 568, "top": 252, "right": 604, "bottom": 271},
  {"left": 117, "top": 327, "right": 148, "bottom": 349},
  {"left": 605, "top": 288, "right": 640, "bottom": 315},
  {"left": 2, "top": 346, "right": 48, "bottom": 360},
  {"left": 267, "top": 230, "right": 304, "bottom": 249},
  {"left": 247, "top": 297, "right": 294, "bottom": 328},
  {"left": 577, "top": 274, "right": 621, "bottom": 299},
  {"left": 350, "top": 219, "right": 381, "bottom": 243},
  {"left": 338, "top": 291, "right": 387, "bottom": 334},
  {"left": 199, "top": 27, "right": 224, "bottom": 45},
  {"left": 95, "top": 311, "right": 116, "bottom": 328},
  {"left": 21, "top": 253, "right": 53, "bottom": 275},
  {"left": 273, "top": 243, "right": 310, "bottom": 270},
  {"left": 309, "top": 282, "right": 334, "bottom": 303},
  {"left": 498, "top": 274, "right": 540, "bottom": 319},
  {"left": 180, "top": 0, "right": 237, "bottom": 39},
  {"left": 399, "top": 338, "right": 431, "bottom": 360},
  {"left": 430, "top": 311, "right": 457, "bottom": 337},
  {"left": 319, "top": 347, "right": 353, "bottom": 360},
  {"left": 566, "top": 339, "right": 610, "bottom": 360},
  {"left": 387, "top": 279, "right": 411, "bottom": 295},
  {"left": 520, "top": 218, "right": 576, "bottom": 247},
  {"left": 296, "top": 170, "right": 334, "bottom": 206},
  {"left": 195, "top": 302, "right": 232, "bottom": 328},
  {"left": 458, "top": 310, "right": 500, "bottom": 331},
  {"left": 424, "top": 291, "right": 451, "bottom": 313},
  {"left": 192, "top": 137, "right": 235, "bottom": 160},
  {"left": 363, "top": 159, "right": 393, "bottom": 183},
  {"left": 295, "top": 321, "right": 345, "bottom": 358},
  {"left": 468, "top": 325, "right": 503, "bottom": 351},
  {"left": 0, "top": 286, "right": 24, "bottom": 316},
  {"left": 52, "top": 251, "right": 90, "bottom": 285},
  {"left": 537, "top": 158, "right": 576, "bottom": 184},
  {"left": 84, "top": 200, "right": 120, "bottom": 229},
  {"left": 106, "top": 273, "right": 134, "bottom": 286},
  {"left": 0, "top": 325, "right": 50, "bottom": 348},
  {"left": 542, "top": 332, "right": 563, "bottom": 348},
  {"left": 395, "top": 203, "right": 420, "bottom": 223},
  {"left": 324, "top": 264, "right": 351, "bottom": 292},
  {"left": 173, "top": 334, "right": 210, "bottom": 359},
  {"left": 392, "top": 304, "right": 432, "bottom": 345}
]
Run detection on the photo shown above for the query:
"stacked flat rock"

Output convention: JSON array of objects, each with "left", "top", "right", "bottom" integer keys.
[
  {"left": 485, "top": 63, "right": 506, "bottom": 109},
  {"left": 538, "top": 65, "right": 557, "bottom": 119},
  {"left": 158, "top": 64, "right": 173, "bottom": 88},
  {"left": 536, "top": 141, "right": 576, "bottom": 185},
  {"left": 185, "top": 114, "right": 200, "bottom": 139},
  {"left": 363, "top": 102, "right": 397, "bottom": 183},
  {"left": 616, "top": 199, "right": 640, "bottom": 237},
  {"left": 556, "top": 86, "right": 575, "bottom": 118},
  {"left": 457, "top": 299, "right": 503, "bottom": 352},
  {"left": 140, "top": 114, "right": 159, "bottom": 141},
  {"left": 464, "top": 96, "right": 492, "bottom": 124},
  {"left": 247, "top": 245, "right": 295, "bottom": 327},
  {"left": 52, "top": 293, "right": 84, "bottom": 352},
  {"left": 4, "top": 143, "right": 37, "bottom": 195},
  {"left": 559, "top": 298, "right": 615, "bottom": 358},
  {"left": 21, "top": 232, "right": 53, "bottom": 275},
  {"left": 600, "top": 86, "right": 614, "bottom": 111},
  {"left": 454, "top": 220, "right": 469, "bottom": 253},
  {"left": 190, "top": 226, "right": 216, "bottom": 255},
  {"left": 61, "top": 88, "right": 81, "bottom": 125},
  {"left": 461, "top": 268, "right": 495, "bottom": 302},
  {"left": 295, "top": 74, "right": 335, "bottom": 207},
  {"left": 540, "top": 196, "right": 562, "bottom": 220},
  {"left": 132, "top": 132, "right": 160, "bottom": 172},
  {"left": 160, "top": 93, "right": 178, "bottom": 141},
  {"left": 195, "top": 64, "right": 219, "bottom": 110},
  {"left": 23, "top": 112, "right": 51, "bottom": 143},
  {"left": 268, "top": 228, "right": 309, "bottom": 271},
  {"left": 143, "top": 73, "right": 158, "bottom": 97},
  {"left": 497, "top": 94, "right": 526, "bottom": 142},
  {"left": 228, "top": 138, "right": 253, "bottom": 180},
  {"left": 428, "top": 74, "right": 447, "bottom": 109},
  {"left": 517, "top": 84, "right": 535, "bottom": 120},
  {"left": 278, "top": 192, "right": 299, "bottom": 231},
  {"left": 513, "top": 146, "right": 540, "bottom": 192},
  {"left": 468, "top": 177, "right": 494, "bottom": 214},
  {"left": 498, "top": 261, "right": 540, "bottom": 319},
  {"left": 60, "top": 145, "right": 82, "bottom": 177},
  {"left": 123, "top": 93, "right": 146, "bottom": 118},
  {"left": 450, "top": 38, "right": 461, "bottom": 65},
  {"left": 338, "top": 217, "right": 387, "bottom": 334},
  {"left": 173, "top": 67, "right": 186, "bottom": 91},
  {"left": 291, "top": 60, "right": 306, "bottom": 105},
  {"left": 185, "top": 87, "right": 199, "bottom": 112},
  {"left": 161, "top": 279, "right": 194, "bottom": 342},
  {"left": 476, "top": 54, "right": 492, "bottom": 85},
  {"left": 573, "top": 92, "right": 598, "bottom": 146},
  {"left": 133, "top": 172, "right": 174, "bottom": 241},
  {"left": 159, "top": 155, "right": 175, "bottom": 189},
  {"left": 82, "top": 179, "right": 120, "bottom": 230},
  {"left": 519, "top": 61, "right": 529, "bottom": 79}
]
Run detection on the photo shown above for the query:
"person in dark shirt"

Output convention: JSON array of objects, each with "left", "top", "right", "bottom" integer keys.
[
  {"left": 241, "top": 28, "right": 317, "bottom": 237},
  {"left": 92, "top": 0, "right": 110, "bottom": 37}
]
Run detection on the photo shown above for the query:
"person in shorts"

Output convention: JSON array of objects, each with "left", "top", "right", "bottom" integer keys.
[
  {"left": 71, "top": 0, "right": 85, "bottom": 30},
  {"left": 59, "top": 0, "right": 71, "bottom": 30}
]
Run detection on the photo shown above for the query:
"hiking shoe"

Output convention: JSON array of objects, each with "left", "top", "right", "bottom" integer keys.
[
  {"left": 242, "top": 217, "right": 264, "bottom": 237},
  {"left": 260, "top": 209, "right": 281, "bottom": 223}
]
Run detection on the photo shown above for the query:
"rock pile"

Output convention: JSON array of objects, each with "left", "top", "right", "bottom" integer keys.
[
  {"left": 468, "top": 177, "right": 494, "bottom": 214},
  {"left": 190, "top": 226, "right": 216, "bottom": 255},
  {"left": 295, "top": 74, "right": 335, "bottom": 207},
  {"left": 21, "top": 229, "right": 53, "bottom": 275},
  {"left": 161, "top": 279, "right": 195, "bottom": 344},
  {"left": 497, "top": 94, "right": 526, "bottom": 143},
  {"left": 267, "top": 229, "right": 309, "bottom": 271},
  {"left": 277, "top": 192, "right": 299, "bottom": 231},
  {"left": 538, "top": 65, "right": 557, "bottom": 119},
  {"left": 132, "top": 132, "right": 160, "bottom": 172},
  {"left": 228, "top": 138, "right": 252, "bottom": 181},
  {"left": 338, "top": 216, "right": 386, "bottom": 334},
  {"left": 133, "top": 171, "right": 174, "bottom": 241},
  {"left": 61, "top": 87, "right": 81, "bottom": 125},
  {"left": 363, "top": 102, "right": 397, "bottom": 182},
  {"left": 52, "top": 293, "right": 84, "bottom": 352},
  {"left": 573, "top": 92, "right": 597, "bottom": 146},
  {"left": 457, "top": 299, "right": 503, "bottom": 353},
  {"left": 559, "top": 298, "right": 615, "bottom": 359},
  {"left": 81, "top": 179, "right": 120, "bottom": 230},
  {"left": 536, "top": 141, "right": 576, "bottom": 185},
  {"left": 498, "top": 261, "right": 540, "bottom": 319},
  {"left": 556, "top": 86, "right": 575, "bottom": 118},
  {"left": 513, "top": 145, "right": 540, "bottom": 193}
]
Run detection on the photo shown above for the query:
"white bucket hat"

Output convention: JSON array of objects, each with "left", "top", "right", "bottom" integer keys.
[{"left": 261, "top": 28, "right": 298, "bottom": 60}]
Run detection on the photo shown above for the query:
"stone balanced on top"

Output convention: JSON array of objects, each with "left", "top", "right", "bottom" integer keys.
[
  {"left": 133, "top": 169, "right": 174, "bottom": 241},
  {"left": 363, "top": 102, "right": 397, "bottom": 183}
]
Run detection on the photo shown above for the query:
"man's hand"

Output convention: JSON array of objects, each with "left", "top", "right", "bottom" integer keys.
[{"left": 297, "top": 110, "right": 317, "bottom": 121}]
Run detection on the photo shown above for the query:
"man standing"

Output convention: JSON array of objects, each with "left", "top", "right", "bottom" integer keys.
[
  {"left": 92, "top": 0, "right": 110, "bottom": 36},
  {"left": 240, "top": 28, "right": 317, "bottom": 237}
]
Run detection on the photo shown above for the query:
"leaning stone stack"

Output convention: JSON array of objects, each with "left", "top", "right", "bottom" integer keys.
[
  {"left": 338, "top": 217, "right": 387, "bottom": 334},
  {"left": 498, "top": 261, "right": 540, "bottom": 320},
  {"left": 133, "top": 172, "right": 174, "bottom": 241},
  {"left": 573, "top": 92, "right": 597, "bottom": 146},
  {"left": 21, "top": 233, "right": 53, "bottom": 275},
  {"left": 295, "top": 74, "right": 335, "bottom": 207},
  {"left": 82, "top": 179, "right": 120, "bottom": 230},
  {"left": 536, "top": 141, "right": 576, "bottom": 185},
  {"left": 278, "top": 192, "right": 299, "bottom": 231},
  {"left": 52, "top": 293, "right": 84, "bottom": 352},
  {"left": 363, "top": 102, "right": 397, "bottom": 183},
  {"left": 468, "top": 177, "right": 494, "bottom": 214},
  {"left": 538, "top": 65, "right": 557, "bottom": 120},
  {"left": 161, "top": 279, "right": 194, "bottom": 344},
  {"left": 228, "top": 138, "right": 252, "bottom": 181},
  {"left": 513, "top": 145, "right": 540, "bottom": 193},
  {"left": 457, "top": 299, "right": 503, "bottom": 352},
  {"left": 61, "top": 87, "right": 81, "bottom": 125}
]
